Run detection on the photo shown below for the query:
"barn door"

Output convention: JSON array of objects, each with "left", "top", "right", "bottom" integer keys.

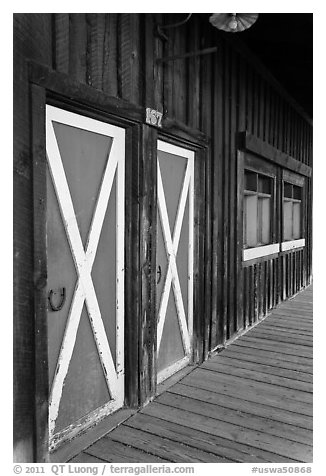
[
  {"left": 45, "top": 105, "right": 125, "bottom": 450},
  {"left": 156, "top": 140, "right": 194, "bottom": 384}
]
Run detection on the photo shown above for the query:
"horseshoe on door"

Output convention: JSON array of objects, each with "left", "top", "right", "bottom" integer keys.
[{"left": 48, "top": 287, "right": 66, "bottom": 312}]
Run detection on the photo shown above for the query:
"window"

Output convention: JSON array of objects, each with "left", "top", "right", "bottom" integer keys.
[
  {"left": 243, "top": 171, "right": 272, "bottom": 248},
  {"left": 283, "top": 182, "right": 302, "bottom": 241},
  {"left": 281, "top": 178, "right": 305, "bottom": 251}
]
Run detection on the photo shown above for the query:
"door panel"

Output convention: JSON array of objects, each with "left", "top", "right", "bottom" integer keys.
[
  {"left": 46, "top": 105, "right": 125, "bottom": 450},
  {"left": 156, "top": 140, "right": 194, "bottom": 384}
]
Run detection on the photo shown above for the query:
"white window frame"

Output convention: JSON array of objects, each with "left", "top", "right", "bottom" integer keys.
[
  {"left": 243, "top": 170, "right": 277, "bottom": 261},
  {"left": 281, "top": 180, "right": 305, "bottom": 251}
]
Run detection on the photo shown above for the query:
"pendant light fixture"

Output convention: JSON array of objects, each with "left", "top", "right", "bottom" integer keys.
[{"left": 209, "top": 13, "right": 259, "bottom": 33}]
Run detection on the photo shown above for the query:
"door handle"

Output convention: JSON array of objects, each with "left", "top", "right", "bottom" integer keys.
[
  {"left": 156, "top": 265, "right": 162, "bottom": 285},
  {"left": 48, "top": 287, "right": 66, "bottom": 312}
]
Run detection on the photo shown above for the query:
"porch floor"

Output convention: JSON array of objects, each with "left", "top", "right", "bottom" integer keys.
[{"left": 70, "top": 285, "right": 313, "bottom": 463}]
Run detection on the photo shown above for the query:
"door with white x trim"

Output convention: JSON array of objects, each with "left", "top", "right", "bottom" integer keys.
[
  {"left": 46, "top": 105, "right": 125, "bottom": 449},
  {"left": 156, "top": 140, "right": 194, "bottom": 384}
]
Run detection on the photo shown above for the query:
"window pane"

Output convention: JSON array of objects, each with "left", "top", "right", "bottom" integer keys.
[
  {"left": 259, "top": 197, "right": 271, "bottom": 244},
  {"left": 245, "top": 171, "right": 257, "bottom": 192},
  {"left": 244, "top": 194, "right": 257, "bottom": 247},
  {"left": 293, "top": 186, "right": 302, "bottom": 200},
  {"left": 283, "top": 200, "right": 293, "bottom": 240},
  {"left": 284, "top": 182, "right": 293, "bottom": 199},
  {"left": 293, "top": 202, "right": 301, "bottom": 239},
  {"left": 258, "top": 175, "right": 271, "bottom": 195}
]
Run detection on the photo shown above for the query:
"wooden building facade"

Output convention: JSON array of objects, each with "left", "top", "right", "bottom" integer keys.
[{"left": 13, "top": 13, "right": 313, "bottom": 462}]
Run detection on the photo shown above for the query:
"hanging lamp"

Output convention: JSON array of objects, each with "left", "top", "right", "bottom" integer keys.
[{"left": 209, "top": 13, "right": 259, "bottom": 33}]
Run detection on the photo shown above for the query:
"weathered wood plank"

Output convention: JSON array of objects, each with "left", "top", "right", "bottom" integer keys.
[
  {"left": 32, "top": 84, "right": 49, "bottom": 463},
  {"left": 102, "top": 14, "right": 118, "bottom": 96},
  {"left": 261, "top": 318, "right": 313, "bottom": 329},
  {"left": 234, "top": 337, "right": 312, "bottom": 359},
  {"left": 69, "top": 452, "right": 106, "bottom": 463},
  {"left": 124, "top": 127, "right": 140, "bottom": 408},
  {"left": 54, "top": 13, "right": 69, "bottom": 73},
  {"left": 253, "top": 315, "right": 313, "bottom": 328},
  {"left": 273, "top": 307, "right": 313, "bottom": 315},
  {"left": 143, "top": 13, "right": 155, "bottom": 108},
  {"left": 240, "top": 132, "right": 312, "bottom": 177},
  {"left": 229, "top": 47, "right": 237, "bottom": 335},
  {"left": 223, "top": 40, "right": 231, "bottom": 339},
  {"left": 264, "top": 82, "right": 271, "bottom": 143},
  {"left": 240, "top": 335, "right": 312, "bottom": 357},
  {"left": 248, "top": 329, "right": 312, "bottom": 347},
  {"left": 124, "top": 412, "right": 294, "bottom": 463},
  {"left": 153, "top": 13, "right": 164, "bottom": 113},
  {"left": 205, "top": 354, "right": 313, "bottom": 383},
  {"left": 171, "top": 383, "right": 312, "bottom": 429},
  {"left": 156, "top": 391, "right": 312, "bottom": 444},
  {"left": 119, "top": 14, "right": 141, "bottom": 104},
  {"left": 86, "top": 438, "right": 167, "bottom": 463},
  {"left": 184, "top": 368, "right": 312, "bottom": 405},
  {"left": 271, "top": 309, "right": 313, "bottom": 317},
  {"left": 224, "top": 345, "right": 312, "bottom": 373},
  {"left": 141, "top": 402, "right": 312, "bottom": 461},
  {"left": 212, "top": 34, "right": 225, "bottom": 346},
  {"left": 259, "top": 319, "right": 313, "bottom": 332},
  {"left": 109, "top": 425, "right": 230, "bottom": 462},
  {"left": 69, "top": 13, "right": 87, "bottom": 83},
  {"left": 86, "top": 13, "right": 105, "bottom": 90},
  {"left": 201, "top": 361, "right": 312, "bottom": 393},
  {"left": 188, "top": 17, "right": 201, "bottom": 130},
  {"left": 138, "top": 125, "right": 157, "bottom": 404},
  {"left": 14, "top": 13, "right": 52, "bottom": 463}
]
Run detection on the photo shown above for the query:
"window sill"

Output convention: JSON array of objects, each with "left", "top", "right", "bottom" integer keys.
[
  {"left": 281, "top": 239, "right": 305, "bottom": 251},
  {"left": 243, "top": 243, "right": 280, "bottom": 261}
]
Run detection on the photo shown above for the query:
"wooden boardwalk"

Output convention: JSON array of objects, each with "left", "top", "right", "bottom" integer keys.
[{"left": 70, "top": 285, "right": 313, "bottom": 463}]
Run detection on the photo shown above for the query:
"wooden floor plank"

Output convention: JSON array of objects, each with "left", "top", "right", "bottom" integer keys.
[
  {"left": 201, "top": 360, "right": 312, "bottom": 392},
  {"left": 248, "top": 329, "right": 312, "bottom": 347},
  {"left": 182, "top": 371, "right": 312, "bottom": 414},
  {"left": 85, "top": 438, "right": 167, "bottom": 463},
  {"left": 69, "top": 452, "right": 106, "bottom": 463},
  {"left": 170, "top": 383, "right": 312, "bottom": 430},
  {"left": 205, "top": 354, "right": 313, "bottom": 383},
  {"left": 108, "top": 425, "right": 231, "bottom": 462},
  {"left": 260, "top": 318, "right": 312, "bottom": 330},
  {"left": 124, "top": 412, "right": 299, "bottom": 463},
  {"left": 264, "top": 321, "right": 313, "bottom": 331},
  {"left": 223, "top": 346, "right": 312, "bottom": 374},
  {"left": 186, "top": 368, "right": 312, "bottom": 404},
  {"left": 232, "top": 340, "right": 313, "bottom": 361},
  {"left": 239, "top": 336, "right": 313, "bottom": 357},
  {"left": 156, "top": 392, "right": 312, "bottom": 444},
  {"left": 141, "top": 402, "right": 312, "bottom": 461},
  {"left": 250, "top": 323, "right": 313, "bottom": 337},
  {"left": 272, "top": 308, "right": 313, "bottom": 316}
]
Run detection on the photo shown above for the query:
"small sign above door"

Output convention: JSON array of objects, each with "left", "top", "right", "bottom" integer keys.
[{"left": 145, "top": 108, "right": 163, "bottom": 128}]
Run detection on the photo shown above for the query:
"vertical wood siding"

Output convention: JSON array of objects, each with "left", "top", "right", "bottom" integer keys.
[
  {"left": 14, "top": 13, "right": 53, "bottom": 462},
  {"left": 14, "top": 13, "right": 312, "bottom": 460}
]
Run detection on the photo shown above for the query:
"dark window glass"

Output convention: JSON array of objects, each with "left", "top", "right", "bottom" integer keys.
[
  {"left": 258, "top": 175, "right": 272, "bottom": 195},
  {"left": 284, "top": 182, "right": 293, "bottom": 199},
  {"left": 245, "top": 171, "right": 257, "bottom": 192},
  {"left": 293, "top": 185, "right": 302, "bottom": 200}
]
